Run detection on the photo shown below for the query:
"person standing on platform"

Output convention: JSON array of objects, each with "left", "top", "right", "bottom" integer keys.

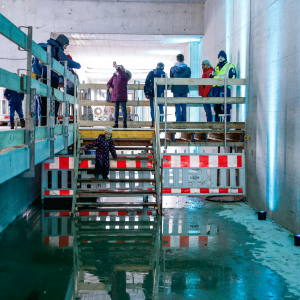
[
  {"left": 83, "top": 126, "right": 118, "bottom": 180},
  {"left": 209, "top": 50, "right": 236, "bottom": 122},
  {"left": 32, "top": 34, "right": 81, "bottom": 126},
  {"left": 144, "top": 62, "right": 165, "bottom": 128},
  {"left": 170, "top": 54, "right": 191, "bottom": 122},
  {"left": 4, "top": 89, "right": 25, "bottom": 129},
  {"left": 107, "top": 62, "right": 132, "bottom": 128},
  {"left": 199, "top": 60, "right": 214, "bottom": 122}
]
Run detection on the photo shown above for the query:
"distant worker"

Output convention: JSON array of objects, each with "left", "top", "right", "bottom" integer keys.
[
  {"left": 209, "top": 50, "right": 236, "bottom": 122},
  {"left": 199, "top": 60, "right": 214, "bottom": 122},
  {"left": 170, "top": 54, "right": 191, "bottom": 122},
  {"left": 32, "top": 34, "right": 81, "bottom": 126},
  {"left": 83, "top": 126, "right": 118, "bottom": 179},
  {"left": 107, "top": 62, "right": 132, "bottom": 128},
  {"left": 144, "top": 62, "right": 165, "bottom": 128},
  {"left": 4, "top": 89, "right": 25, "bottom": 130}
]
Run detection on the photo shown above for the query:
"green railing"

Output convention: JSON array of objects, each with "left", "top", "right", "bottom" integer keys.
[{"left": 0, "top": 13, "right": 79, "bottom": 177}]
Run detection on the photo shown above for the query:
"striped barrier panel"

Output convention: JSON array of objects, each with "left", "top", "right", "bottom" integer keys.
[
  {"left": 42, "top": 155, "right": 74, "bottom": 200},
  {"left": 162, "top": 235, "right": 213, "bottom": 248},
  {"left": 162, "top": 151, "right": 245, "bottom": 196},
  {"left": 44, "top": 236, "right": 74, "bottom": 248}
]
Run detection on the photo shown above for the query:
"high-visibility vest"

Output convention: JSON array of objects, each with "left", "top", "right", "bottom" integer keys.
[{"left": 213, "top": 62, "right": 236, "bottom": 89}]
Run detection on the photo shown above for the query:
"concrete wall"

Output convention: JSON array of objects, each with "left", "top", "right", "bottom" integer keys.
[
  {"left": 0, "top": 163, "right": 41, "bottom": 232},
  {"left": 1, "top": 0, "right": 205, "bottom": 73},
  {"left": 200, "top": 0, "right": 300, "bottom": 233}
]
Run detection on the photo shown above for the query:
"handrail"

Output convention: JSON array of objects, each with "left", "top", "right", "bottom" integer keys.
[
  {"left": 79, "top": 83, "right": 145, "bottom": 90},
  {"left": 156, "top": 77, "right": 245, "bottom": 85},
  {"left": 156, "top": 97, "right": 245, "bottom": 105},
  {"left": 0, "top": 13, "right": 75, "bottom": 84}
]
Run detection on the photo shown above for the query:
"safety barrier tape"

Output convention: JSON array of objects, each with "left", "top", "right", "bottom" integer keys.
[
  {"left": 44, "top": 236, "right": 74, "bottom": 247},
  {"left": 79, "top": 159, "right": 153, "bottom": 169},
  {"left": 163, "top": 155, "right": 242, "bottom": 168}
]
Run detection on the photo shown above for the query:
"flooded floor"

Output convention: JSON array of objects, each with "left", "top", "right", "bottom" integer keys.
[{"left": 0, "top": 197, "right": 300, "bottom": 300}]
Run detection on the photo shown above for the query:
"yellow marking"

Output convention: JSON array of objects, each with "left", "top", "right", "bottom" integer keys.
[{"left": 79, "top": 130, "right": 155, "bottom": 138}]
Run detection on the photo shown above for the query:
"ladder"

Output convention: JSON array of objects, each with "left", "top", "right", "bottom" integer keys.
[{"left": 71, "top": 130, "right": 162, "bottom": 216}]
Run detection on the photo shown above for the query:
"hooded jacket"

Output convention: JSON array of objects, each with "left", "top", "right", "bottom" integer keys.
[
  {"left": 107, "top": 67, "right": 130, "bottom": 102},
  {"left": 199, "top": 66, "right": 214, "bottom": 97},
  {"left": 32, "top": 38, "right": 81, "bottom": 88},
  {"left": 4, "top": 89, "right": 24, "bottom": 105},
  {"left": 144, "top": 68, "right": 165, "bottom": 98},
  {"left": 170, "top": 62, "right": 191, "bottom": 94}
]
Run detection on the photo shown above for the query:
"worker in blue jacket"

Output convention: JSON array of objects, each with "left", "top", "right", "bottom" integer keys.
[
  {"left": 144, "top": 62, "right": 165, "bottom": 128},
  {"left": 32, "top": 34, "right": 81, "bottom": 126},
  {"left": 170, "top": 54, "right": 191, "bottom": 122},
  {"left": 4, "top": 89, "right": 25, "bottom": 129}
]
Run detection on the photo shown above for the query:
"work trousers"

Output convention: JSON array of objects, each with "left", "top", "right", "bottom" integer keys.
[
  {"left": 114, "top": 101, "right": 127, "bottom": 125},
  {"left": 9, "top": 102, "right": 24, "bottom": 124},
  {"left": 94, "top": 160, "right": 110, "bottom": 179},
  {"left": 204, "top": 104, "right": 213, "bottom": 122},
  {"left": 149, "top": 96, "right": 164, "bottom": 124},
  {"left": 173, "top": 93, "right": 187, "bottom": 122}
]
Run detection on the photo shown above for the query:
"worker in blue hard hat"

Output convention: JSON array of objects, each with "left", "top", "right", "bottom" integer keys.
[{"left": 208, "top": 50, "right": 237, "bottom": 122}]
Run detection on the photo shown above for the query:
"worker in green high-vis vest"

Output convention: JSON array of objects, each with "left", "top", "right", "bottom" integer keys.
[{"left": 208, "top": 50, "right": 237, "bottom": 122}]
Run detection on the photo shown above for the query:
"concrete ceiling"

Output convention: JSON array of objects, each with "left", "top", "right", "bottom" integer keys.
[{"left": 52, "top": 33, "right": 201, "bottom": 83}]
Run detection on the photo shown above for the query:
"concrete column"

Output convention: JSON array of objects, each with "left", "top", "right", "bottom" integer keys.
[{"left": 189, "top": 41, "right": 201, "bottom": 153}]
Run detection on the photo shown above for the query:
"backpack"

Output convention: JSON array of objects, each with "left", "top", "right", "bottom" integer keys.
[
  {"left": 32, "top": 43, "right": 59, "bottom": 77},
  {"left": 144, "top": 71, "right": 155, "bottom": 97}
]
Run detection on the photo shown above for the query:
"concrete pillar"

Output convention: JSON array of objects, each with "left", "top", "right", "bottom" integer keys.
[{"left": 189, "top": 41, "right": 201, "bottom": 153}]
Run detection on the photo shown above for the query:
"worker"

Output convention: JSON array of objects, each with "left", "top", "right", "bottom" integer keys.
[
  {"left": 66, "top": 54, "right": 79, "bottom": 96},
  {"left": 144, "top": 62, "right": 165, "bottom": 128},
  {"left": 199, "top": 60, "right": 214, "bottom": 122},
  {"left": 209, "top": 50, "right": 236, "bottom": 122},
  {"left": 4, "top": 89, "right": 25, "bottom": 129},
  {"left": 83, "top": 126, "right": 118, "bottom": 179},
  {"left": 170, "top": 54, "right": 191, "bottom": 122},
  {"left": 107, "top": 62, "right": 132, "bottom": 128},
  {"left": 32, "top": 34, "right": 81, "bottom": 126}
]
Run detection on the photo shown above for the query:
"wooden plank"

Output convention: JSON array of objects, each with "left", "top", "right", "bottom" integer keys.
[
  {"left": 0, "top": 130, "right": 25, "bottom": 150},
  {"left": 0, "top": 69, "right": 23, "bottom": 92},
  {"left": 35, "top": 126, "right": 47, "bottom": 140},
  {"left": 79, "top": 100, "right": 150, "bottom": 107},
  {"left": 31, "top": 78, "right": 47, "bottom": 97},
  {"left": 156, "top": 97, "right": 245, "bottom": 105},
  {"left": 79, "top": 129, "right": 154, "bottom": 139},
  {"left": 79, "top": 83, "right": 145, "bottom": 90},
  {"left": 160, "top": 122, "right": 245, "bottom": 130},
  {"left": 156, "top": 78, "right": 245, "bottom": 85},
  {"left": 80, "top": 120, "right": 153, "bottom": 127}
]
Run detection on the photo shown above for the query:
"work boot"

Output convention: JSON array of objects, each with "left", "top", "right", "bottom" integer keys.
[
  {"left": 10, "top": 123, "right": 14, "bottom": 130},
  {"left": 150, "top": 123, "right": 154, "bottom": 129},
  {"left": 20, "top": 119, "right": 25, "bottom": 128},
  {"left": 123, "top": 123, "right": 127, "bottom": 129},
  {"left": 113, "top": 123, "right": 118, "bottom": 128},
  {"left": 102, "top": 176, "right": 108, "bottom": 180}
]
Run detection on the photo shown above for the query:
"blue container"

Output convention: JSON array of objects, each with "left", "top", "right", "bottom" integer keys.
[
  {"left": 258, "top": 211, "right": 266, "bottom": 220},
  {"left": 85, "top": 150, "right": 96, "bottom": 155},
  {"left": 294, "top": 235, "right": 300, "bottom": 246}
]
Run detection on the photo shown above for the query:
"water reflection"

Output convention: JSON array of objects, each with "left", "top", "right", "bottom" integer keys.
[{"left": 39, "top": 205, "right": 295, "bottom": 300}]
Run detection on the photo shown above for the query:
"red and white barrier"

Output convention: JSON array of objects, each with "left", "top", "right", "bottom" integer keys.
[
  {"left": 44, "top": 157, "right": 74, "bottom": 169},
  {"left": 162, "top": 235, "right": 212, "bottom": 248},
  {"left": 44, "top": 190, "right": 73, "bottom": 195},
  {"left": 163, "top": 155, "right": 242, "bottom": 168},
  {"left": 44, "top": 236, "right": 74, "bottom": 247},
  {"left": 79, "top": 156, "right": 153, "bottom": 169},
  {"left": 163, "top": 188, "right": 243, "bottom": 194}
]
